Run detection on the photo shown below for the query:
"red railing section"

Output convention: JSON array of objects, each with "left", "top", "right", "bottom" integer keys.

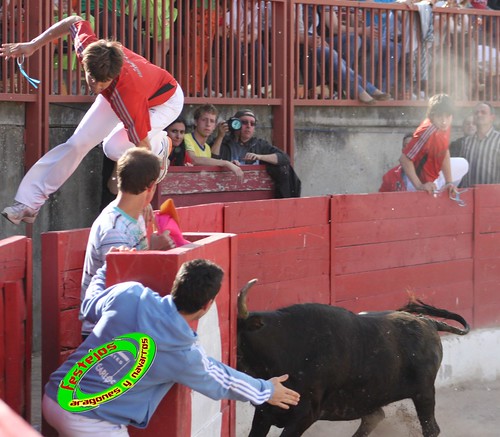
[
  {"left": 2, "top": 1, "right": 499, "bottom": 103},
  {"left": 0, "top": 236, "right": 32, "bottom": 422}
]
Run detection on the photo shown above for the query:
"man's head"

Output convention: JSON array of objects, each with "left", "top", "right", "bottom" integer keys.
[
  {"left": 117, "top": 148, "right": 161, "bottom": 195},
  {"left": 427, "top": 94, "right": 454, "bottom": 132},
  {"left": 462, "top": 114, "right": 477, "bottom": 137},
  {"left": 82, "top": 40, "right": 124, "bottom": 93},
  {"left": 171, "top": 259, "right": 224, "bottom": 315},
  {"left": 234, "top": 109, "right": 257, "bottom": 143},
  {"left": 193, "top": 104, "right": 219, "bottom": 139},
  {"left": 473, "top": 102, "right": 495, "bottom": 132}
]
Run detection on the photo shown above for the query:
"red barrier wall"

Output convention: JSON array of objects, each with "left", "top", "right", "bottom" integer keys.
[
  {"left": 0, "top": 236, "right": 32, "bottom": 421},
  {"left": 473, "top": 185, "right": 500, "bottom": 327},
  {"left": 331, "top": 191, "right": 475, "bottom": 324},
  {"left": 37, "top": 188, "right": 500, "bottom": 435},
  {"left": 106, "top": 233, "right": 236, "bottom": 437},
  {"left": 41, "top": 232, "right": 237, "bottom": 437},
  {"left": 154, "top": 166, "right": 274, "bottom": 209},
  {"left": 223, "top": 197, "right": 331, "bottom": 310}
]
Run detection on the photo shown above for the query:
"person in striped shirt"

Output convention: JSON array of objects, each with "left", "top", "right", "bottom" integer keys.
[
  {"left": 455, "top": 102, "right": 500, "bottom": 187},
  {"left": 80, "top": 148, "right": 175, "bottom": 340}
]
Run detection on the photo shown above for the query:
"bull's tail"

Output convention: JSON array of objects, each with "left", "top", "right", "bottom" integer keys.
[{"left": 398, "top": 298, "right": 470, "bottom": 335}]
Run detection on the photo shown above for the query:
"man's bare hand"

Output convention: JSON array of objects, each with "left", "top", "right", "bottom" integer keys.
[
  {"left": 0, "top": 42, "right": 35, "bottom": 60},
  {"left": 149, "top": 230, "right": 176, "bottom": 250},
  {"left": 227, "top": 161, "right": 244, "bottom": 182},
  {"left": 267, "top": 374, "right": 300, "bottom": 409},
  {"left": 418, "top": 181, "right": 437, "bottom": 195}
]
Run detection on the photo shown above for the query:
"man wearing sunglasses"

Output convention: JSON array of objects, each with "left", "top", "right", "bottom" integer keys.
[{"left": 215, "top": 109, "right": 301, "bottom": 198}]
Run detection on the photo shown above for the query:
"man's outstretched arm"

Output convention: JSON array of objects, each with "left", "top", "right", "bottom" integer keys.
[{"left": 0, "top": 15, "right": 83, "bottom": 59}]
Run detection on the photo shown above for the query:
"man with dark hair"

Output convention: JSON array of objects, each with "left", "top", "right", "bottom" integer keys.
[
  {"left": 43, "top": 258, "right": 300, "bottom": 436},
  {"left": 449, "top": 114, "right": 477, "bottom": 157},
  {"left": 455, "top": 102, "right": 500, "bottom": 187},
  {"left": 80, "top": 148, "right": 174, "bottom": 339},
  {"left": 1, "top": 15, "right": 182, "bottom": 225},
  {"left": 215, "top": 109, "right": 301, "bottom": 198}
]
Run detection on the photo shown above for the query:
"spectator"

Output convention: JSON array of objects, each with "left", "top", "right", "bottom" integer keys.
[
  {"left": 323, "top": 5, "right": 363, "bottom": 69},
  {"left": 43, "top": 258, "right": 300, "bottom": 435},
  {"left": 215, "top": 109, "right": 301, "bottom": 198},
  {"left": 166, "top": 117, "right": 193, "bottom": 166},
  {"left": 455, "top": 102, "right": 500, "bottom": 187},
  {"left": 449, "top": 114, "right": 476, "bottom": 157},
  {"left": 299, "top": 5, "right": 391, "bottom": 103},
  {"left": 226, "top": 0, "right": 268, "bottom": 97},
  {"left": 184, "top": 104, "right": 244, "bottom": 180},
  {"left": 80, "top": 0, "right": 136, "bottom": 49},
  {"left": 189, "top": 1, "right": 222, "bottom": 96},
  {"left": 362, "top": 0, "right": 402, "bottom": 93},
  {"left": 1, "top": 15, "right": 182, "bottom": 225},
  {"left": 399, "top": 93, "right": 468, "bottom": 194},
  {"left": 81, "top": 148, "right": 175, "bottom": 339},
  {"left": 130, "top": 0, "right": 178, "bottom": 63}
]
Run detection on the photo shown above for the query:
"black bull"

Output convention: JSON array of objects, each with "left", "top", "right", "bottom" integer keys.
[{"left": 237, "top": 280, "right": 470, "bottom": 437}]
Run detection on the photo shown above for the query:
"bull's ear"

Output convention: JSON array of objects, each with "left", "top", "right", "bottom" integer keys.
[{"left": 246, "top": 315, "right": 264, "bottom": 331}]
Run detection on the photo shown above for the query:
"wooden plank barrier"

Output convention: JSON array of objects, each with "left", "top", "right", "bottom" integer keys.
[
  {"left": 36, "top": 188, "right": 500, "bottom": 436},
  {"left": 40, "top": 231, "right": 237, "bottom": 437},
  {"left": 331, "top": 190, "right": 475, "bottom": 324},
  {"left": 0, "top": 236, "right": 32, "bottom": 421},
  {"left": 473, "top": 185, "right": 500, "bottom": 327},
  {"left": 105, "top": 233, "right": 236, "bottom": 437},
  {"left": 154, "top": 165, "right": 274, "bottom": 209},
  {"left": 224, "top": 197, "right": 331, "bottom": 311}
]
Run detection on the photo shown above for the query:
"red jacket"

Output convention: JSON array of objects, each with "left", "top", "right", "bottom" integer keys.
[{"left": 70, "top": 20, "right": 178, "bottom": 144}]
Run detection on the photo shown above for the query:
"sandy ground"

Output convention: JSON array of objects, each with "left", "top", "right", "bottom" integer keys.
[
  {"left": 301, "top": 380, "right": 500, "bottom": 437},
  {"left": 31, "top": 350, "right": 499, "bottom": 436},
  {"left": 236, "top": 379, "right": 500, "bottom": 437}
]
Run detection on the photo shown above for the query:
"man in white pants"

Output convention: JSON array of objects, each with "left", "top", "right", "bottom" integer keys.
[{"left": 1, "top": 15, "right": 183, "bottom": 225}]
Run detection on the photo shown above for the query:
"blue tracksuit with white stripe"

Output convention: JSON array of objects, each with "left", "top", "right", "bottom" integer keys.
[{"left": 44, "top": 265, "right": 273, "bottom": 428}]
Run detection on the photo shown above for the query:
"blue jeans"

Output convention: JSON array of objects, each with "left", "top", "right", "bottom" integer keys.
[
  {"left": 333, "top": 33, "right": 362, "bottom": 69},
  {"left": 318, "top": 46, "right": 377, "bottom": 97}
]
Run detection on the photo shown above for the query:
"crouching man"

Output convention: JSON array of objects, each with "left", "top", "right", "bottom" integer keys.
[{"left": 43, "top": 258, "right": 300, "bottom": 436}]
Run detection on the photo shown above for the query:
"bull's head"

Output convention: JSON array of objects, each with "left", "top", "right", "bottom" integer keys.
[{"left": 237, "top": 278, "right": 258, "bottom": 319}]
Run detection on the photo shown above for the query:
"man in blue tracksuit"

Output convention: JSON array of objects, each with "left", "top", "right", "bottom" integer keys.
[{"left": 43, "top": 258, "right": 300, "bottom": 436}]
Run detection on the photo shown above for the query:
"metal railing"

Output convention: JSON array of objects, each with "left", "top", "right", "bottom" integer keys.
[{"left": 1, "top": 1, "right": 498, "bottom": 103}]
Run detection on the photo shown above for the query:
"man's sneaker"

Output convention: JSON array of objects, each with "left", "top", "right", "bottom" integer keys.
[
  {"left": 2, "top": 202, "right": 39, "bottom": 225},
  {"left": 157, "top": 131, "right": 172, "bottom": 184}
]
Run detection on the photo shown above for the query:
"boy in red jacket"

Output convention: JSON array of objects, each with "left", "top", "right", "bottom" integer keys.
[{"left": 1, "top": 16, "right": 183, "bottom": 225}]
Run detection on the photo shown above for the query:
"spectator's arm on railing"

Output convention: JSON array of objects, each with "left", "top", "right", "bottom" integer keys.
[{"left": 186, "top": 152, "right": 244, "bottom": 182}]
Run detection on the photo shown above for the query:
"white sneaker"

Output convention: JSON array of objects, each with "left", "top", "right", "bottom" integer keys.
[
  {"left": 156, "top": 132, "right": 172, "bottom": 184},
  {"left": 2, "top": 202, "right": 39, "bottom": 225}
]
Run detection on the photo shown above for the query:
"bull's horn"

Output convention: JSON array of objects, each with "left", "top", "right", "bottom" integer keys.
[{"left": 237, "top": 279, "right": 258, "bottom": 319}]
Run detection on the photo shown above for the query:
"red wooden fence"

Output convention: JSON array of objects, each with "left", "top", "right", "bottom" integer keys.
[
  {"left": 31, "top": 187, "right": 500, "bottom": 434},
  {"left": 0, "top": 236, "right": 32, "bottom": 421}
]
